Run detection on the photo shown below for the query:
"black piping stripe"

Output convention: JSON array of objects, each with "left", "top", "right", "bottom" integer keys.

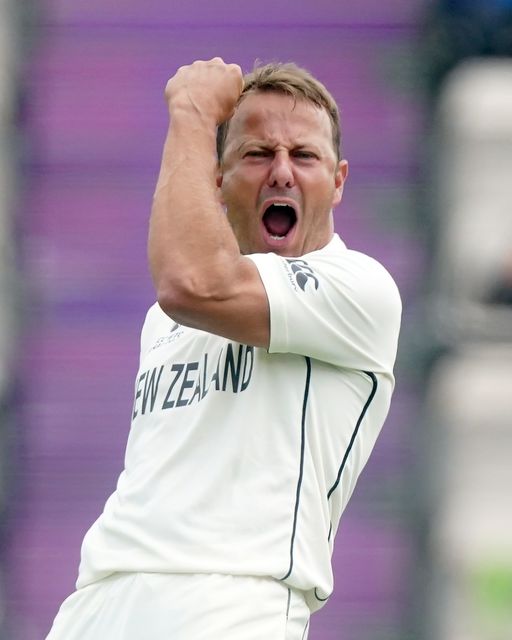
[
  {"left": 314, "top": 586, "right": 330, "bottom": 602},
  {"left": 279, "top": 356, "right": 311, "bottom": 582},
  {"left": 326, "top": 371, "right": 378, "bottom": 500},
  {"left": 314, "top": 372, "right": 378, "bottom": 604}
]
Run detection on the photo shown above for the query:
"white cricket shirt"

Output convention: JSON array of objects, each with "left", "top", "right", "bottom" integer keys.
[{"left": 77, "top": 234, "right": 401, "bottom": 612}]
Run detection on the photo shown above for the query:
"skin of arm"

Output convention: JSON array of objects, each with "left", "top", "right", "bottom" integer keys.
[{"left": 148, "top": 58, "right": 271, "bottom": 348}]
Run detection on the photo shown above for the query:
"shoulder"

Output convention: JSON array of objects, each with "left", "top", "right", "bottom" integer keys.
[
  {"left": 311, "top": 234, "right": 396, "bottom": 276},
  {"left": 306, "top": 238, "right": 402, "bottom": 369},
  {"left": 247, "top": 235, "right": 401, "bottom": 371},
  {"left": 336, "top": 247, "right": 401, "bottom": 305},
  {"left": 303, "top": 235, "right": 401, "bottom": 310},
  {"left": 248, "top": 234, "right": 401, "bottom": 317}
]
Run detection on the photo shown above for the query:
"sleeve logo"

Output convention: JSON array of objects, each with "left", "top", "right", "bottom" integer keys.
[{"left": 285, "top": 259, "right": 320, "bottom": 291}]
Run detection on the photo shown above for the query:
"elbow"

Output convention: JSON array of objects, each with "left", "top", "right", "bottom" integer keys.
[
  {"left": 150, "top": 262, "right": 198, "bottom": 321},
  {"left": 155, "top": 281, "right": 193, "bottom": 325},
  {"left": 154, "top": 274, "right": 225, "bottom": 328}
]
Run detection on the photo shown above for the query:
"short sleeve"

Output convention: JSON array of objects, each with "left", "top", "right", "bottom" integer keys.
[{"left": 247, "top": 236, "right": 401, "bottom": 378}]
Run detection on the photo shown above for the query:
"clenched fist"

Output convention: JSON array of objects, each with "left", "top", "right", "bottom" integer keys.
[{"left": 165, "top": 58, "right": 244, "bottom": 126}]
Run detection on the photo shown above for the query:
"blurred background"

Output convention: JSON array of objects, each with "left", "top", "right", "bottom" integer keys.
[{"left": 0, "top": 0, "right": 511, "bottom": 638}]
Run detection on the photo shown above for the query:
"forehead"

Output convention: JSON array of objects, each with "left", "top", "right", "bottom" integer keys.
[{"left": 224, "top": 91, "right": 334, "bottom": 149}]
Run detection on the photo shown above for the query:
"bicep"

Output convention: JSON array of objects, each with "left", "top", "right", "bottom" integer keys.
[{"left": 157, "top": 256, "right": 271, "bottom": 348}]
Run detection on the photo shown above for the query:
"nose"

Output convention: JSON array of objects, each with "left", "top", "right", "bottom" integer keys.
[{"left": 267, "top": 152, "right": 295, "bottom": 189}]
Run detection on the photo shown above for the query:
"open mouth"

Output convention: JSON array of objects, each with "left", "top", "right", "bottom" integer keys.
[{"left": 262, "top": 203, "right": 297, "bottom": 240}]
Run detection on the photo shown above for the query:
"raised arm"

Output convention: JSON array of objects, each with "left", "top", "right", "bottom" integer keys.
[{"left": 148, "top": 58, "right": 270, "bottom": 347}]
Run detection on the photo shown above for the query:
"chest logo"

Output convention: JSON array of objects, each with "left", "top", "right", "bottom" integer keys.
[{"left": 151, "top": 323, "right": 184, "bottom": 351}]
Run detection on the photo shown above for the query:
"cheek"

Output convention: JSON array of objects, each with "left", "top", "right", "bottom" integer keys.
[
  {"left": 305, "top": 175, "right": 336, "bottom": 202},
  {"left": 303, "top": 183, "right": 338, "bottom": 223},
  {"left": 222, "top": 171, "right": 262, "bottom": 213},
  {"left": 220, "top": 182, "right": 240, "bottom": 212},
  {"left": 221, "top": 172, "right": 248, "bottom": 203}
]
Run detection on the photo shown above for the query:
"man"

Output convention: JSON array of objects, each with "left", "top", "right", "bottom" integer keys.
[{"left": 46, "top": 58, "right": 401, "bottom": 639}]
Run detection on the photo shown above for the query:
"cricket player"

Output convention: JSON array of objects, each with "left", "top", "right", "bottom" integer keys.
[{"left": 46, "top": 58, "right": 401, "bottom": 639}]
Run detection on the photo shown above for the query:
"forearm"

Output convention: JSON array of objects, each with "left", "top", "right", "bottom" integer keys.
[{"left": 148, "top": 110, "right": 241, "bottom": 307}]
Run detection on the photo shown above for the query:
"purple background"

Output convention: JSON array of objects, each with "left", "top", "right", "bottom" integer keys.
[{"left": 8, "top": 2, "right": 425, "bottom": 638}]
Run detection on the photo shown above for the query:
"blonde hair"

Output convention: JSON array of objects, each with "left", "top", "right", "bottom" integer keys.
[{"left": 216, "top": 62, "right": 342, "bottom": 161}]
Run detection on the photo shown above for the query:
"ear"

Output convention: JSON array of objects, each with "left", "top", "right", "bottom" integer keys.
[{"left": 332, "top": 159, "right": 349, "bottom": 207}]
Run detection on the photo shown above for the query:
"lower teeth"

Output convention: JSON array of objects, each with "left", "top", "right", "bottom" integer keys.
[{"left": 270, "top": 234, "right": 285, "bottom": 240}]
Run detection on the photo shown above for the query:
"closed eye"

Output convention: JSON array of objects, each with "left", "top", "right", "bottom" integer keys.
[
  {"left": 244, "top": 149, "right": 271, "bottom": 158},
  {"left": 292, "top": 150, "right": 318, "bottom": 160}
]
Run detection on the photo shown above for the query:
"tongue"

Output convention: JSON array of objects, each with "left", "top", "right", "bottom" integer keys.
[{"left": 264, "top": 208, "right": 293, "bottom": 236}]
